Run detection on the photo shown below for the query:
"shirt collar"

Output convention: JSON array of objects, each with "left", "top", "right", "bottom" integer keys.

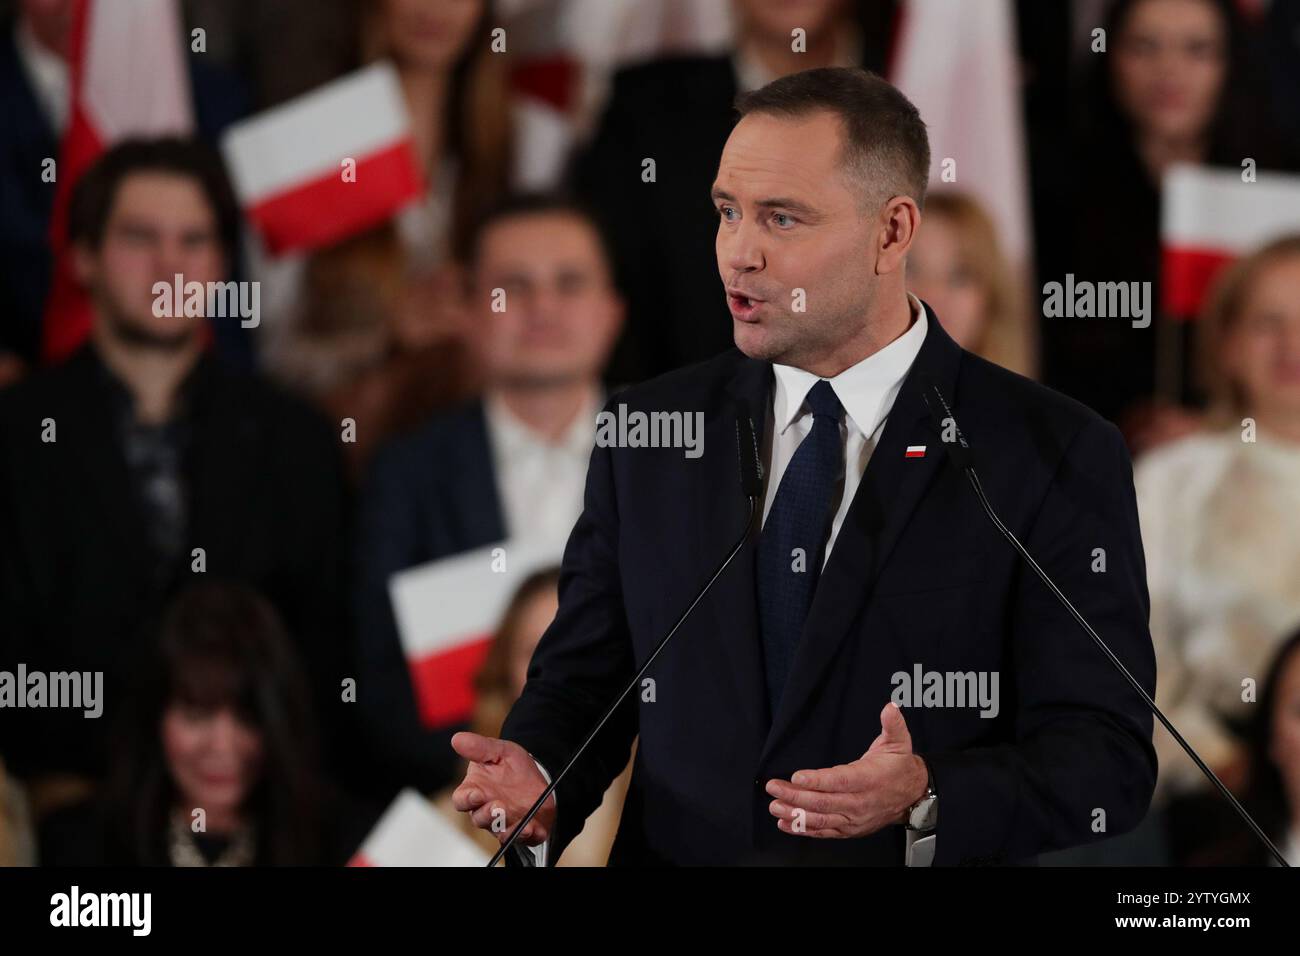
[
  {"left": 485, "top": 388, "right": 602, "bottom": 461},
  {"left": 772, "top": 293, "right": 928, "bottom": 439}
]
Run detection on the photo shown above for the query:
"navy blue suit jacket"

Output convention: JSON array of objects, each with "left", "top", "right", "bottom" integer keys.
[{"left": 500, "top": 308, "right": 1157, "bottom": 865}]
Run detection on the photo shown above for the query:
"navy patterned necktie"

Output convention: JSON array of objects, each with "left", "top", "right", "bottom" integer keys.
[{"left": 757, "top": 379, "right": 845, "bottom": 717}]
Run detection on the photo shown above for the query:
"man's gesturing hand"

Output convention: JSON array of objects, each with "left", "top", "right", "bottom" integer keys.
[
  {"left": 451, "top": 732, "right": 556, "bottom": 846},
  {"left": 765, "top": 701, "right": 929, "bottom": 838}
]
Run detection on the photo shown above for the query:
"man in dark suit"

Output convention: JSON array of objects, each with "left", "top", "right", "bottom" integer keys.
[
  {"left": 571, "top": 0, "right": 898, "bottom": 385},
  {"left": 355, "top": 194, "right": 623, "bottom": 795},
  {"left": 452, "top": 68, "right": 1157, "bottom": 866},
  {"left": 0, "top": 138, "right": 352, "bottom": 801}
]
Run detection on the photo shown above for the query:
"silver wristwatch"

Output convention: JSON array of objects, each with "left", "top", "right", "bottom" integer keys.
[{"left": 904, "top": 761, "right": 938, "bottom": 867}]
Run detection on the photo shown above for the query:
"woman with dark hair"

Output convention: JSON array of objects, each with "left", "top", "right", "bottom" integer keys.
[
  {"left": 357, "top": 0, "right": 515, "bottom": 269},
  {"left": 39, "top": 581, "right": 372, "bottom": 866},
  {"left": 1168, "top": 628, "right": 1300, "bottom": 865},
  {"left": 1042, "top": 0, "right": 1297, "bottom": 433},
  {"left": 260, "top": 0, "right": 527, "bottom": 476}
]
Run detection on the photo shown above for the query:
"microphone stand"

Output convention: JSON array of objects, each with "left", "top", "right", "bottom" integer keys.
[{"left": 922, "top": 382, "right": 1290, "bottom": 868}]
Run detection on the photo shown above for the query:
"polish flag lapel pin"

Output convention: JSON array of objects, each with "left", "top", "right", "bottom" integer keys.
[{"left": 905, "top": 445, "right": 927, "bottom": 459}]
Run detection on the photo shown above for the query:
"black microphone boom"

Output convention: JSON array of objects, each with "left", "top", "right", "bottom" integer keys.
[
  {"left": 921, "top": 380, "right": 1290, "bottom": 868},
  {"left": 489, "top": 412, "right": 763, "bottom": 866},
  {"left": 735, "top": 399, "right": 763, "bottom": 498}
]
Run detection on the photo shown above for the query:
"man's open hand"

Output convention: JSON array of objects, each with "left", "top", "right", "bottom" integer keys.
[
  {"left": 765, "top": 701, "right": 928, "bottom": 838},
  {"left": 451, "top": 732, "right": 556, "bottom": 846}
]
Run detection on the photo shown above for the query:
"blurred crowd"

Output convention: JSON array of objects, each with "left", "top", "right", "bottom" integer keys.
[{"left": 1, "top": 0, "right": 1299, "bottom": 867}]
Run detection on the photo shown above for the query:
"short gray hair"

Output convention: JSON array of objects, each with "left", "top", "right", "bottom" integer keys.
[{"left": 734, "top": 67, "right": 931, "bottom": 211}]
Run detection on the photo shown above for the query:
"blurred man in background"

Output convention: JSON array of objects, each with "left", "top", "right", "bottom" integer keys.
[
  {"left": 356, "top": 192, "right": 623, "bottom": 796},
  {"left": 0, "top": 138, "right": 355, "bottom": 821},
  {"left": 0, "top": 0, "right": 247, "bottom": 381}
]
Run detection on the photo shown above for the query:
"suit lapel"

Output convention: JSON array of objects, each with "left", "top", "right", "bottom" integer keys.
[
  {"left": 693, "top": 355, "right": 771, "bottom": 737},
  {"left": 455, "top": 402, "right": 507, "bottom": 545},
  {"left": 762, "top": 306, "right": 964, "bottom": 759}
]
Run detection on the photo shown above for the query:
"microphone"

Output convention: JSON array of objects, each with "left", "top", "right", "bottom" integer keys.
[
  {"left": 489, "top": 409, "right": 764, "bottom": 866},
  {"left": 735, "top": 398, "right": 764, "bottom": 498},
  {"left": 920, "top": 380, "right": 1290, "bottom": 868}
]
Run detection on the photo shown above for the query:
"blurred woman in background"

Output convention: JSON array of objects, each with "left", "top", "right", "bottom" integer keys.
[
  {"left": 39, "top": 582, "right": 372, "bottom": 865},
  {"left": 433, "top": 567, "right": 634, "bottom": 866},
  {"left": 1136, "top": 235, "right": 1300, "bottom": 806},
  {"left": 261, "top": 0, "right": 519, "bottom": 475},
  {"left": 359, "top": 0, "right": 514, "bottom": 270},
  {"left": 1045, "top": 0, "right": 1295, "bottom": 430},
  {"left": 1171, "top": 627, "right": 1300, "bottom": 866},
  {"left": 907, "top": 191, "right": 1035, "bottom": 379}
]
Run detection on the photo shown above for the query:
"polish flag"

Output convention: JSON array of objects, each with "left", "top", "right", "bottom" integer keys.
[
  {"left": 1161, "top": 164, "right": 1300, "bottom": 318},
  {"left": 388, "top": 536, "right": 566, "bottom": 729},
  {"left": 889, "top": 0, "right": 1032, "bottom": 269},
  {"left": 905, "top": 445, "right": 927, "bottom": 458},
  {"left": 348, "top": 789, "right": 489, "bottom": 867},
  {"left": 221, "top": 62, "right": 425, "bottom": 256},
  {"left": 42, "top": 0, "right": 194, "bottom": 363}
]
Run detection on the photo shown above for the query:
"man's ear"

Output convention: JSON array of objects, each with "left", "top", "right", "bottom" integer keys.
[{"left": 874, "top": 196, "right": 921, "bottom": 277}]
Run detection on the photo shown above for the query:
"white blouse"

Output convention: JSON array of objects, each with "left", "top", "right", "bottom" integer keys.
[{"left": 1135, "top": 428, "right": 1300, "bottom": 799}]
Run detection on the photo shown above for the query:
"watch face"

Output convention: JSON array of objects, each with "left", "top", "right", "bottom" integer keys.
[{"left": 909, "top": 794, "right": 938, "bottom": 831}]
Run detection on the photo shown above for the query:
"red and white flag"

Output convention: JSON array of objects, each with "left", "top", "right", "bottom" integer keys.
[
  {"left": 221, "top": 62, "right": 425, "bottom": 256},
  {"left": 889, "top": 0, "right": 1032, "bottom": 270},
  {"left": 388, "top": 536, "right": 566, "bottom": 729},
  {"left": 348, "top": 789, "right": 488, "bottom": 867},
  {"left": 42, "top": 0, "right": 194, "bottom": 362},
  {"left": 1161, "top": 164, "right": 1300, "bottom": 318}
]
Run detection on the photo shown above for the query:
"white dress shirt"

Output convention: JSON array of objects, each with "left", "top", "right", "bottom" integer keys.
[
  {"left": 524, "top": 298, "right": 929, "bottom": 866},
  {"left": 483, "top": 390, "right": 600, "bottom": 548},
  {"left": 762, "top": 294, "right": 929, "bottom": 566}
]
